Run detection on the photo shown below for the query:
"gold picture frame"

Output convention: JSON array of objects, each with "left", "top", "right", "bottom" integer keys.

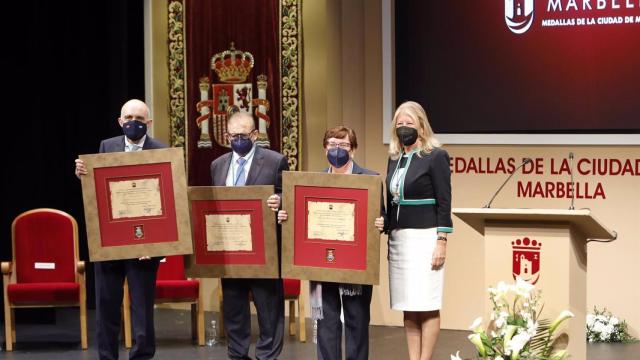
[
  {"left": 186, "top": 185, "right": 279, "bottom": 279},
  {"left": 281, "top": 171, "right": 382, "bottom": 285},
  {"left": 79, "top": 147, "right": 193, "bottom": 261}
]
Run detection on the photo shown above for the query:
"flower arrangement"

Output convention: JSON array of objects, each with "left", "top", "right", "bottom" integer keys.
[
  {"left": 586, "top": 307, "right": 636, "bottom": 343},
  {"left": 452, "top": 277, "right": 574, "bottom": 360}
]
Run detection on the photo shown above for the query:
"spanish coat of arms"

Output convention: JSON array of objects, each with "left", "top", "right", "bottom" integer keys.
[{"left": 196, "top": 42, "right": 271, "bottom": 149}]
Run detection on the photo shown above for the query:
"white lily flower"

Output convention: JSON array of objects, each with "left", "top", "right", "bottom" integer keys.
[
  {"left": 526, "top": 321, "right": 538, "bottom": 337},
  {"left": 550, "top": 310, "right": 574, "bottom": 334},
  {"left": 468, "top": 333, "right": 486, "bottom": 357},
  {"left": 550, "top": 349, "right": 568, "bottom": 360},
  {"left": 496, "top": 281, "right": 511, "bottom": 297},
  {"left": 469, "top": 317, "right": 483, "bottom": 333},
  {"left": 514, "top": 276, "right": 535, "bottom": 297},
  {"left": 505, "top": 331, "right": 531, "bottom": 359}
]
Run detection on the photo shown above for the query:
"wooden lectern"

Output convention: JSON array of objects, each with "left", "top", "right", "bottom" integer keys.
[{"left": 453, "top": 208, "right": 616, "bottom": 360}]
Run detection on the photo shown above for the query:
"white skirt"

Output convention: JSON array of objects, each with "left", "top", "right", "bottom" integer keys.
[{"left": 389, "top": 227, "right": 444, "bottom": 311}]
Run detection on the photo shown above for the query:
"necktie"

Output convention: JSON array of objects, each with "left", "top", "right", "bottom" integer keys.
[
  {"left": 235, "top": 157, "right": 247, "bottom": 186},
  {"left": 129, "top": 144, "right": 142, "bottom": 152}
]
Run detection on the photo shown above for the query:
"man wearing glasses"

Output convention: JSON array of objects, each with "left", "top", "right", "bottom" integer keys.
[{"left": 210, "top": 111, "right": 288, "bottom": 360}]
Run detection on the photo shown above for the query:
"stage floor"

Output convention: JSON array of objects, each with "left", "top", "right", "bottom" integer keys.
[{"left": 2, "top": 308, "right": 638, "bottom": 359}]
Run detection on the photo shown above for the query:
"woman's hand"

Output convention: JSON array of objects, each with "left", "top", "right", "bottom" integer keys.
[
  {"left": 374, "top": 216, "right": 385, "bottom": 231},
  {"left": 431, "top": 239, "right": 446, "bottom": 269},
  {"left": 277, "top": 210, "right": 288, "bottom": 224}
]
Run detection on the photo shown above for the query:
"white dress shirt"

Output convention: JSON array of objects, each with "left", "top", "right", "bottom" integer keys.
[
  {"left": 225, "top": 145, "right": 257, "bottom": 186},
  {"left": 124, "top": 135, "right": 147, "bottom": 152}
]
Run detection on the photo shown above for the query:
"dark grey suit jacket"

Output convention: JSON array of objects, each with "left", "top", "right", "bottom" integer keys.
[
  {"left": 99, "top": 135, "right": 167, "bottom": 153},
  {"left": 210, "top": 146, "right": 288, "bottom": 192}
]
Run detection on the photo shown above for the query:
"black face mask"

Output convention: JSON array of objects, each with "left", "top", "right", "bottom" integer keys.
[
  {"left": 396, "top": 126, "right": 418, "bottom": 146},
  {"left": 123, "top": 120, "right": 147, "bottom": 141}
]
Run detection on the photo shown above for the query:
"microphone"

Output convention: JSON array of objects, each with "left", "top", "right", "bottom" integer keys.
[
  {"left": 483, "top": 158, "right": 532, "bottom": 208},
  {"left": 569, "top": 152, "right": 575, "bottom": 210}
]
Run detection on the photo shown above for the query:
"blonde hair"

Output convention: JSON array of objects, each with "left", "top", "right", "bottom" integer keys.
[{"left": 388, "top": 101, "right": 440, "bottom": 160}]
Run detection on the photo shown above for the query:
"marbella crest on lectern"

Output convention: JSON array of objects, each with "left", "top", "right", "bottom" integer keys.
[
  {"left": 505, "top": 0, "right": 534, "bottom": 34},
  {"left": 512, "top": 237, "right": 541, "bottom": 284}
]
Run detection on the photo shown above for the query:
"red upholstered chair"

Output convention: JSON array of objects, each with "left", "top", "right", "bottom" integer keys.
[
  {"left": 122, "top": 255, "right": 204, "bottom": 348},
  {"left": 1, "top": 208, "right": 87, "bottom": 351},
  {"left": 283, "top": 278, "right": 306, "bottom": 342},
  {"left": 217, "top": 278, "right": 306, "bottom": 342}
]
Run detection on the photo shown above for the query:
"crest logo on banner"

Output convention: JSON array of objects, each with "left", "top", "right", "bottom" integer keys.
[
  {"left": 512, "top": 237, "right": 541, "bottom": 284},
  {"left": 196, "top": 42, "right": 271, "bottom": 149},
  {"left": 505, "top": 0, "right": 534, "bottom": 34}
]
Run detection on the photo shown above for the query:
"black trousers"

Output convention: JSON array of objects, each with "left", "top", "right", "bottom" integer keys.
[
  {"left": 317, "top": 282, "right": 373, "bottom": 360},
  {"left": 94, "top": 258, "right": 160, "bottom": 360},
  {"left": 222, "top": 278, "right": 284, "bottom": 360}
]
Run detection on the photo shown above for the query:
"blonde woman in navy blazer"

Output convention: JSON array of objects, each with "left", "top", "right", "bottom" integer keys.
[{"left": 374, "top": 101, "right": 452, "bottom": 360}]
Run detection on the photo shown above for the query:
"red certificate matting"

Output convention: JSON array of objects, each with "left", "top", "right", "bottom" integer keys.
[
  {"left": 94, "top": 163, "right": 177, "bottom": 247},
  {"left": 293, "top": 187, "right": 368, "bottom": 270},
  {"left": 282, "top": 171, "right": 382, "bottom": 285},
  {"left": 191, "top": 199, "right": 266, "bottom": 265},
  {"left": 185, "top": 185, "right": 278, "bottom": 279}
]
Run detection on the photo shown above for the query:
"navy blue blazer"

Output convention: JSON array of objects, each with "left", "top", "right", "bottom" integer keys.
[
  {"left": 99, "top": 135, "right": 167, "bottom": 153},
  {"left": 384, "top": 147, "right": 453, "bottom": 233}
]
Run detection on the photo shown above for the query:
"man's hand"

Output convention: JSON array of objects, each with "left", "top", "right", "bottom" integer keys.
[
  {"left": 267, "top": 194, "right": 281, "bottom": 211},
  {"left": 277, "top": 210, "right": 288, "bottom": 224},
  {"left": 75, "top": 159, "right": 88, "bottom": 178}
]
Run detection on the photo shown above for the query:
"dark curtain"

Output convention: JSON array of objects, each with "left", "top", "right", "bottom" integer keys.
[
  {"left": 185, "top": 0, "right": 281, "bottom": 186},
  {"left": 1, "top": 0, "right": 145, "bottom": 321}
]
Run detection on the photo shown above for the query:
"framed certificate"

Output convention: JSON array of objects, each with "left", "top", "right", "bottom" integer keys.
[
  {"left": 185, "top": 185, "right": 278, "bottom": 279},
  {"left": 80, "top": 147, "right": 193, "bottom": 261},
  {"left": 281, "top": 171, "right": 382, "bottom": 285}
]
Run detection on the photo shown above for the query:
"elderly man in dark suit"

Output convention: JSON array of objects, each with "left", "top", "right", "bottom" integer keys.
[
  {"left": 75, "top": 99, "right": 164, "bottom": 360},
  {"left": 210, "top": 111, "right": 288, "bottom": 360}
]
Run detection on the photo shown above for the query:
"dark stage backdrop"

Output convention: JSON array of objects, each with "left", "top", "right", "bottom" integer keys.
[
  {"left": 396, "top": 1, "right": 640, "bottom": 133},
  {"left": 1, "top": 0, "right": 145, "bottom": 319}
]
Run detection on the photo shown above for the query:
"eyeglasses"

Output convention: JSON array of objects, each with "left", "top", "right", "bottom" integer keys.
[
  {"left": 326, "top": 142, "right": 351, "bottom": 150},
  {"left": 227, "top": 131, "right": 255, "bottom": 140}
]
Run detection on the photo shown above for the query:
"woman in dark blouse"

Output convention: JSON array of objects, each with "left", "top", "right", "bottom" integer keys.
[
  {"left": 279, "top": 126, "right": 377, "bottom": 360},
  {"left": 375, "top": 101, "right": 452, "bottom": 360}
]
